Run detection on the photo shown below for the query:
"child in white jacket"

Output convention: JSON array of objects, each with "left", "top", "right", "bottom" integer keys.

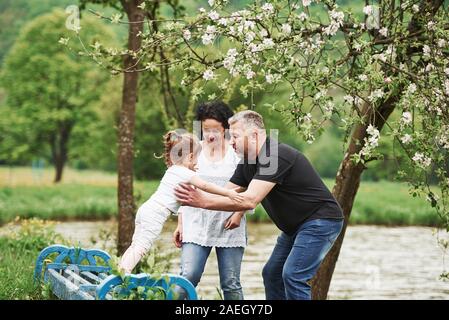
[{"left": 119, "top": 130, "right": 243, "bottom": 274}]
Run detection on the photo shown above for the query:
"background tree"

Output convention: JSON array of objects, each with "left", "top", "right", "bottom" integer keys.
[{"left": 0, "top": 9, "right": 114, "bottom": 182}]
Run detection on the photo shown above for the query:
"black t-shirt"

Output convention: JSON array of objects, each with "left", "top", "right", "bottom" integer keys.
[{"left": 230, "top": 138, "right": 344, "bottom": 235}]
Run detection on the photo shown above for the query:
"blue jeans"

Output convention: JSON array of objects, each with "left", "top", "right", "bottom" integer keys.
[
  {"left": 262, "top": 218, "right": 343, "bottom": 300},
  {"left": 178, "top": 243, "right": 244, "bottom": 300}
]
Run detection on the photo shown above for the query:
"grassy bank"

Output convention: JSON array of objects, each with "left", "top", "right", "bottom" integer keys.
[
  {"left": 0, "top": 219, "right": 66, "bottom": 299},
  {"left": 0, "top": 167, "right": 441, "bottom": 227}
]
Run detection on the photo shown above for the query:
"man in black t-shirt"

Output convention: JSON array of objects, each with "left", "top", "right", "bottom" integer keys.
[{"left": 175, "top": 110, "right": 344, "bottom": 300}]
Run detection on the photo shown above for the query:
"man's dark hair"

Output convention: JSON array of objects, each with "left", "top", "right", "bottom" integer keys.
[{"left": 195, "top": 101, "right": 234, "bottom": 130}]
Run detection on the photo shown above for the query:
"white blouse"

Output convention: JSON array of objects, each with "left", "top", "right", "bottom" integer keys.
[{"left": 179, "top": 141, "right": 249, "bottom": 248}]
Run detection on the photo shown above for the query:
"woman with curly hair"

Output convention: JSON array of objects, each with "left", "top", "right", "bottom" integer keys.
[{"left": 173, "top": 101, "right": 252, "bottom": 300}]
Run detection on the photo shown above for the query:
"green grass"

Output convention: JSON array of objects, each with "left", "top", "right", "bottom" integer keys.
[
  {"left": 0, "top": 219, "right": 66, "bottom": 299},
  {"left": 0, "top": 166, "right": 442, "bottom": 227},
  {"left": 0, "top": 182, "right": 159, "bottom": 225},
  {"left": 248, "top": 179, "right": 441, "bottom": 227}
]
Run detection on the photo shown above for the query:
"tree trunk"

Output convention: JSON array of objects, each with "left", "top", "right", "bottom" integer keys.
[
  {"left": 51, "top": 124, "right": 71, "bottom": 183},
  {"left": 117, "top": 0, "right": 144, "bottom": 255},
  {"left": 312, "top": 95, "right": 399, "bottom": 299}
]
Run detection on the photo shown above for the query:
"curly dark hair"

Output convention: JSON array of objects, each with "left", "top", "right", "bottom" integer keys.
[{"left": 195, "top": 100, "right": 234, "bottom": 131}]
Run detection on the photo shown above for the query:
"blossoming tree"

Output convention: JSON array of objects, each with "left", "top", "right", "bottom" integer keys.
[{"left": 66, "top": 0, "right": 449, "bottom": 298}]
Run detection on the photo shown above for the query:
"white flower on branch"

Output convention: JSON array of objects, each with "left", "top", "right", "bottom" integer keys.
[
  {"left": 281, "top": 23, "right": 292, "bottom": 35},
  {"left": 183, "top": 29, "right": 191, "bottom": 40},
  {"left": 379, "top": 27, "right": 388, "bottom": 37},
  {"left": 245, "top": 31, "right": 256, "bottom": 43},
  {"left": 262, "top": 38, "right": 275, "bottom": 49},
  {"left": 58, "top": 37, "right": 69, "bottom": 45},
  {"left": 444, "top": 79, "right": 449, "bottom": 96},
  {"left": 218, "top": 18, "right": 228, "bottom": 26},
  {"left": 245, "top": 69, "right": 256, "bottom": 80},
  {"left": 202, "top": 33, "right": 214, "bottom": 45},
  {"left": 203, "top": 69, "right": 215, "bottom": 81},
  {"left": 368, "top": 89, "right": 385, "bottom": 102},
  {"left": 401, "top": 111, "right": 412, "bottom": 125},
  {"left": 360, "top": 124, "right": 380, "bottom": 157},
  {"left": 244, "top": 20, "right": 256, "bottom": 30},
  {"left": 208, "top": 0, "right": 215, "bottom": 7},
  {"left": 437, "top": 126, "right": 449, "bottom": 149},
  {"left": 427, "top": 21, "right": 436, "bottom": 30},
  {"left": 208, "top": 10, "right": 220, "bottom": 21},
  {"left": 303, "top": 0, "right": 312, "bottom": 7},
  {"left": 111, "top": 13, "right": 122, "bottom": 24},
  {"left": 423, "top": 45, "right": 431, "bottom": 57},
  {"left": 298, "top": 12, "right": 308, "bottom": 21},
  {"left": 343, "top": 95, "right": 354, "bottom": 104},
  {"left": 437, "top": 39, "right": 447, "bottom": 48},
  {"left": 358, "top": 74, "right": 368, "bottom": 81},
  {"left": 262, "top": 3, "right": 274, "bottom": 14},
  {"left": 400, "top": 134, "right": 412, "bottom": 144},
  {"left": 407, "top": 83, "right": 417, "bottom": 94},
  {"left": 363, "top": 5, "right": 373, "bottom": 15},
  {"left": 412, "top": 4, "right": 420, "bottom": 12},
  {"left": 412, "top": 152, "right": 432, "bottom": 169}
]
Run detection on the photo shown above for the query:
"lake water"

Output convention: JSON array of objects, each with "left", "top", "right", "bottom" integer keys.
[{"left": 6, "top": 219, "right": 448, "bottom": 300}]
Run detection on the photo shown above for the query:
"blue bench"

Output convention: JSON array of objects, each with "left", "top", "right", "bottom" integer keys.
[{"left": 34, "top": 244, "right": 197, "bottom": 300}]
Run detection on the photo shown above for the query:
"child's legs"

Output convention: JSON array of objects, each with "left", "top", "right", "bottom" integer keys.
[{"left": 120, "top": 202, "right": 170, "bottom": 273}]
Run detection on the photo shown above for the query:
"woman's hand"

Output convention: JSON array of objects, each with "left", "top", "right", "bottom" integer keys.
[
  {"left": 224, "top": 211, "right": 245, "bottom": 230},
  {"left": 173, "top": 223, "right": 183, "bottom": 248}
]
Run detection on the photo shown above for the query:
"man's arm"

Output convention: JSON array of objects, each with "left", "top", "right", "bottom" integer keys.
[{"left": 175, "top": 179, "right": 275, "bottom": 211}]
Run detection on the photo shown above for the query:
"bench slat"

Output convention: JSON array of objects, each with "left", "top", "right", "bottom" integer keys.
[{"left": 46, "top": 270, "right": 95, "bottom": 300}]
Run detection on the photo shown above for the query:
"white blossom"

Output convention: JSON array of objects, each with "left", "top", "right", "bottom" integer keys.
[
  {"left": 343, "top": 95, "right": 354, "bottom": 104},
  {"left": 400, "top": 134, "right": 412, "bottom": 144},
  {"left": 218, "top": 18, "right": 228, "bottom": 26},
  {"left": 359, "top": 74, "right": 368, "bottom": 81},
  {"left": 360, "top": 124, "right": 380, "bottom": 156},
  {"left": 208, "top": 0, "right": 215, "bottom": 7},
  {"left": 412, "top": 4, "right": 420, "bottom": 12},
  {"left": 407, "top": 83, "right": 417, "bottom": 94},
  {"left": 437, "top": 39, "right": 447, "bottom": 48},
  {"left": 202, "top": 33, "right": 214, "bottom": 45},
  {"left": 262, "top": 3, "right": 274, "bottom": 14},
  {"left": 379, "top": 27, "right": 388, "bottom": 37},
  {"left": 423, "top": 45, "right": 431, "bottom": 57},
  {"left": 303, "top": 0, "right": 312, "bottom": 7},
  {"left": 298, "top": 12, "right": 308, "bottom": 21},
  {"left": 437, "top": 126, "right": 449, "bottom": 149},
  {"left": 260, "top": 28, "right": 268, "bottom": 37},
  {"left": 281, "top": 23, "right": 292, "bottom": 35},
  {"left": 206, "top": 25, "right": 216, "bottom": 34},
  {"left": 363, "top": 5, "right": 373, "bottom": 15},
  {"left": 401, "top": 111, "right": 412, "bottom": 125},
  {"left": 202, "top": 69, "right": 215, "bottom": 81},
  {"left": 412, "top": 152, "right": 432, "bottom": 169},
  {"left": 208, "top": 10, "right": 220, "bottom": 21},
  {"left": 182, "top": 29, "right": 191, "bottom": 40},
  {"left": 58, "top": 37, "right": 69, "bottom": 45},
  {"left": 262, "top": 38, "right": 275, "bottom": 49},
  {"left": 245, "top": 69, "right": 256, "bottom": 80},
  {"left": 368, "top": 89, "right": 384, "bottom": 102}
]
